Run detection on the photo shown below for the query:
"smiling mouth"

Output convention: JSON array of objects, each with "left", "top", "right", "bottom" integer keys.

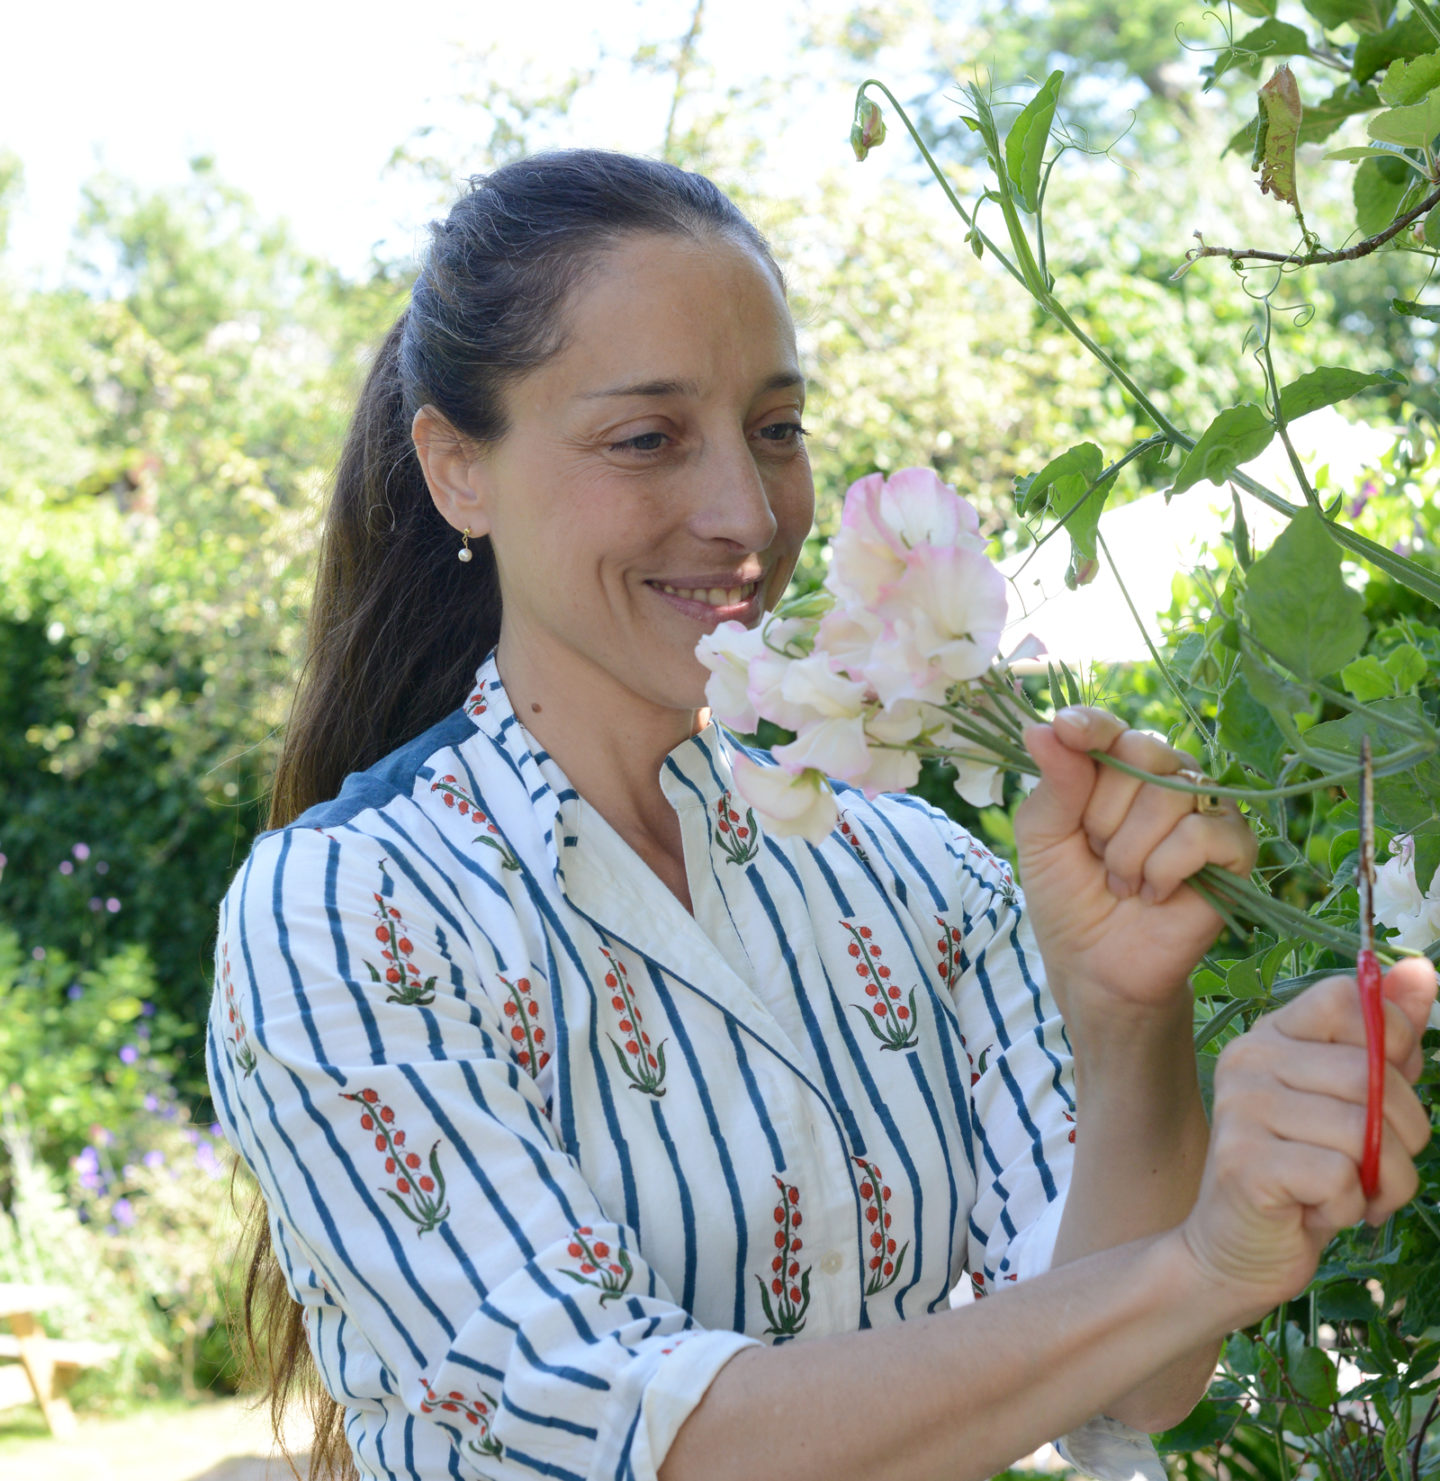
[{"left": 651, "top": 580, "right": 759, "bottom": 608}]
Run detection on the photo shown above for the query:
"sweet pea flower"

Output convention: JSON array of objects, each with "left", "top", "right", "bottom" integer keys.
[
  {"left": 1373, "top": 837, "right": 1440, "bottom": 953},
  {"left": 731, "top": 754, "right": 838, "bottom": 842},
  {"left": 697, "top": 621, "right": 765, "bottom": 732}
]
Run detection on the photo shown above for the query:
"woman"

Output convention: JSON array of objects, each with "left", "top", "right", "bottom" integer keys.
[{"left": 212, "top": 150, "right": 1435, "bottom": 1481}]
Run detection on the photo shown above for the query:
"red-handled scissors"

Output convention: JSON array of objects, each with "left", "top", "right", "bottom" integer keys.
[{"left": 1356, "top": 735, "right": 1384, "bottom": 1200}]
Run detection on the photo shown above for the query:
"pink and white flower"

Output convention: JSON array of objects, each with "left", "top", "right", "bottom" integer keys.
[{"left": 731, "top": 755, "right": 839, "bottom": 841}]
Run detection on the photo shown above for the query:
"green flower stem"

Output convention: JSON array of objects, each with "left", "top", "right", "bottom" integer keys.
[
  {"left": 1259, "top": 302, "right": 1321, "bottom": 515},
  {"left": 1096, "top": 529, "right": 1214, "bottom": 749},
  {"left": 1192, "top": 865, "right": 1371, "bottom": 959},
  {"left": 853, "top": 81, "right": 1030, "bottom": 295},
  {"left": 1409, "top": 0, "right": 1440, "bottom": 44},
  {"left": 1086, "top": 739, "right": 1437, "bottom": 803}
]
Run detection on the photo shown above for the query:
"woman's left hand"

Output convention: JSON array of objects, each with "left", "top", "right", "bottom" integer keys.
[{"left": 1015, "top": 706, "right": 1258, "bottom": 1025}]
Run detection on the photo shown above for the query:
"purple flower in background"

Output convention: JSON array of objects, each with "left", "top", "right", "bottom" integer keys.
[
  {"left": 210, "top": 1123, "right": 221, "bottom": 1137},
  {"left": 31, "top": 947, "right": 45, "bottom": 961},
  {"left": 141, "top": 1001, "right": 155, "bottom": 1017},
  {"left": 91, "top": 1125, "right": 113, "bottom": 1147},
  {"left": 0, "top": 854, "right": 7, "bottom": 869},
  {"left": 89, "top": 898, "right": 103, "bottom": 912},
  {"left": 67, "top": 983, "right": 83, "bottom": 1001},
  {"left": 95, "top": 861, "right": 109, "bottom": 875},
  {"left": 72, "top": 842, "right": 90, "bottom": 861},
  {"left": 136, "top": 1024, "right": 150, "bottom": 1041},
  {"left": 118, "top": 1045, "right": 138, "bottom": 1065},
  {"left": 142, "top": 1094, "right": 159, "bottom": 1112},
  {"left": 194, "top": 1141, "right": 222, "bottom": 1176},
  {"left": 58, "top": 860, "right": 74, "bottom": 875},
  {"left": 74, "top": 1146, "right": 103, "bottom": 1191},
  {"left": 105, "top": 898, "right": 121, "bottom": 914},
  {"left": 142, "top": 1149, "right": 165, "bottom": 1169},
  {"left": 113, "top": 1199, "right": 135, "bottom": 1227},
  {"left": 1349, "top": 480, "right": 1378, "bottom": 520}
]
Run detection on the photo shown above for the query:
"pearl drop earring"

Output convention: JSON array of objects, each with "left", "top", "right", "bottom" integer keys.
[{"left": 457, "top": 527, "right": 473, "bottom": 563}]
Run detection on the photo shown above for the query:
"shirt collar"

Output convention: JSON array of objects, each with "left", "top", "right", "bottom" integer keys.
[{"left": 460, "top": 654, "right": 743, "bottom": 882}]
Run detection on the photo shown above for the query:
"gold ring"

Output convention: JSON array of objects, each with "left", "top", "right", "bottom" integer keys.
[{"left": 1177, "top": 767, "right": 1226, "bottom": 816}]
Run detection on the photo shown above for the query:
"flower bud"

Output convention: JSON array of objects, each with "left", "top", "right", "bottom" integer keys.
[{"left": 850, "top": 98, "right": 886, "bottom": 161}]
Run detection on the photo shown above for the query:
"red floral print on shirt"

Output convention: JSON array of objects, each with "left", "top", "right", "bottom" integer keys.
[
  {"left": 419, "top": 1380, "right": 503, "bottom": 1459},
  {"left": 558, "top": 1225, "right": 635, "bottom": 1305},
  {"left": 465, "top": 687, "right": 489, "bottom": 719},
  {"left": 756, "top": 1175, "right": 811, "bottom": 1338},
  {"left": 843, "top": 921, "right": 919, "bottom": 1051},
  {"left": 854, "top": 1157, "right": 909, "bottom": 1296},
  {"left": 219, "top": 942, "right": 257, "bottom": 1078},
  {"left": 365, "top": 868, "right": 437, "bottom": 1007},
  {"left": 713, "top": 792, "right": 760, "bottom": 865},
  {"left": 838, "top": 816, "right": 871, "bottom": 866},
  {"left": 431, "top": 775, "right": 520, "bottom": 871},
  {"left": 341, "top": 1090, "right": 450, "bottom": 1234},
  {"left": 497, "top": 973, "right": 550, "bottom": 1076},
  {"left": 600, "top": 947, "right": 667, "bottom": 1096}
]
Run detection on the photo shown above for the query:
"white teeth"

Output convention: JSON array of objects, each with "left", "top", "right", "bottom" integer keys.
[{"left": 657, "top": 582, "right": 755, "bottom": 606}]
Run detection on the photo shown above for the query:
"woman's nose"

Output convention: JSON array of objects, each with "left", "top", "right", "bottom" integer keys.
[{"left": 688, "top": 434, "right": 779, "bottom": 550}]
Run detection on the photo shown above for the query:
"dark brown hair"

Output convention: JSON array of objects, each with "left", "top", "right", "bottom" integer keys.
[{"left": 241, "top": 149, "right": 779, "bottom": 1478}]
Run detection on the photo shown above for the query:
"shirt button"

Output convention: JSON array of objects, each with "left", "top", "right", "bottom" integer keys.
[{"left": 819, "top": 1250, "right": 844, "bottom": 1276}]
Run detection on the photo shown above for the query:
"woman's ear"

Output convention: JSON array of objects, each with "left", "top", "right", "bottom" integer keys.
[{"left": 412, "top": 406, "right": 493, "bottom": 537}]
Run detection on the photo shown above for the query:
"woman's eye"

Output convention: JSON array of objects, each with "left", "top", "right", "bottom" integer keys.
[
  {"left": 613, "top": 431, "right": 668, "bottom": 453},
  {"left": 758, "top": 420, "right": 807, "bottom": 444}
]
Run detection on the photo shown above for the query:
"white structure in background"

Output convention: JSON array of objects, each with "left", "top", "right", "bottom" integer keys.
[{"left": 999, "top": 408, "right": 1396, "bottom": 668}]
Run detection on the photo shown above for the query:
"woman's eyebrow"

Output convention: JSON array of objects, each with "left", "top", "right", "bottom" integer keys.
[{"left": 580, "top": 370, "right": 805, "bottom": 400}]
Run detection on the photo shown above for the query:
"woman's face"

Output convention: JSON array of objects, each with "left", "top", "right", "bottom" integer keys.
[{"left": 425, "top": 230, "right": 814, "bottom": 720}]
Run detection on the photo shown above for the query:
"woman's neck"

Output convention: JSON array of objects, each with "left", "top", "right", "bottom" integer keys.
[{"left": 494, "top": 630, "right": 705, "bottom": 909}]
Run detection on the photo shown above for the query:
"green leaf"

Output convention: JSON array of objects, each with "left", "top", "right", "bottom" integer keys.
[
  {"left": 1240, "top": 653, "right": 1310, "bottom": 744},
  {"left": 1324, "top": 144, "right": 1413, "bottom": 160},
  {"left": 1278, "top": 366, "right": 1404, "bottom": 421},
  {"left": 1303, "top": 0, "right": 1396, "bottom": 33},
  {"left": 1233, "top": 0, "right": 1279, "bottom": 13},
  {"left": 1303, "top": 699, "right": 1440, "bottom": 830},
  {"left": 1355, "top": 13, "right": 1435, "bottom": 84},
  {"left": 1218, "top": 678, "right": 1288, "bottom": 778},
  {"left": 1378, "top": 49, "right": 1440, "bottom": 103},
  {"left": 1243, "top": 510, "right": 1369, "bottom": 680},
  {"left": 1414, "top": 827, "right": 1440, "bottom": 893},
  {"left": 1282, "top": 1324, "right": 1340, "bottom": 1408},
  {"left": 1341, "top": 653, "right": 1396, "bottom": 701},
  {"left": 1004, "top": 70, "right": 1064, "bottom": 213},
  {"left": 1170, "top": 405, "right": 1275, "bottom": 496},
  {"left": 1393, "top": 296, "right": 1440, "bottom": 320},
  {"left": 1383, "top": 642, "right": 1428, "bottom": 689},
  {"left": 1015, "top": 441, "right": 1103, "bottom": 514},
  {"left": 1299, "top": 83, "right": 1382, "bottom": 144},
  {"left": 1316, "top": 1280, "right": 1380, "bottom": 1323},
  {"left": 1355, "top": 156, "right": 1409, "bottom": 235},
  {"left": 1154, "top": 1401, "right": 1235, "bottom": 1454},
  {"left": 1330, "top": 828, "right": 1360, "bottom": 873},
  {"left": 1368, "top": 87, "right": 1440, "bottom": 146}
]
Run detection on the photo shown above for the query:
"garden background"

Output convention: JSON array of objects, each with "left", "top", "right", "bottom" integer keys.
[{"left": 2, "top": 0, "right": 1438, "bottom": 1476}]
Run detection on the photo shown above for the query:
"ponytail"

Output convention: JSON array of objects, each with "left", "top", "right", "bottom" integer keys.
[{"left": 265, "top": 313, "right": 501, "bottom": 832}]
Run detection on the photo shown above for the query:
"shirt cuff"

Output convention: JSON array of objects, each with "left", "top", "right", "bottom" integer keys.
[
  {"left": 628, "top": 1329, "right": 764, "bottom": 1481},
  {"left": 1008, "top": 1174, "right": 1071, "bottom": 1282}
]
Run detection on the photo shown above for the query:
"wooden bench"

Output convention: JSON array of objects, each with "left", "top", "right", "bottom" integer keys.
[{"left": 0, "top": 1282, "right": 119, "bottom": 1439}]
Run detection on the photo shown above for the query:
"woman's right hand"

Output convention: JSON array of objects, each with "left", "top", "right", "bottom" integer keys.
[{"left": 1180, "top": 956, "right": 1435, "bottom": 1327}]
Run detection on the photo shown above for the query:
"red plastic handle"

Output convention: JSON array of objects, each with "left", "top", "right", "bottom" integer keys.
[{"left": 1357, "top": 948, "right": 1384, "bottom": 1200}]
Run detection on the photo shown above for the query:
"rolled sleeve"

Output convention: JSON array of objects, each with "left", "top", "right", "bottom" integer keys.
[
  {"left": 926, "top": 823, "right": 1077, "bottom": 1290},
  {"left": 208, "top": 824, "right": 756, "bottom": 1481}
]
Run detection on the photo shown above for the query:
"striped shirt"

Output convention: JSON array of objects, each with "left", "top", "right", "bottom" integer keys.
[{"left": 208, "top": 654, "right": 1076, "bottom": 1481}]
